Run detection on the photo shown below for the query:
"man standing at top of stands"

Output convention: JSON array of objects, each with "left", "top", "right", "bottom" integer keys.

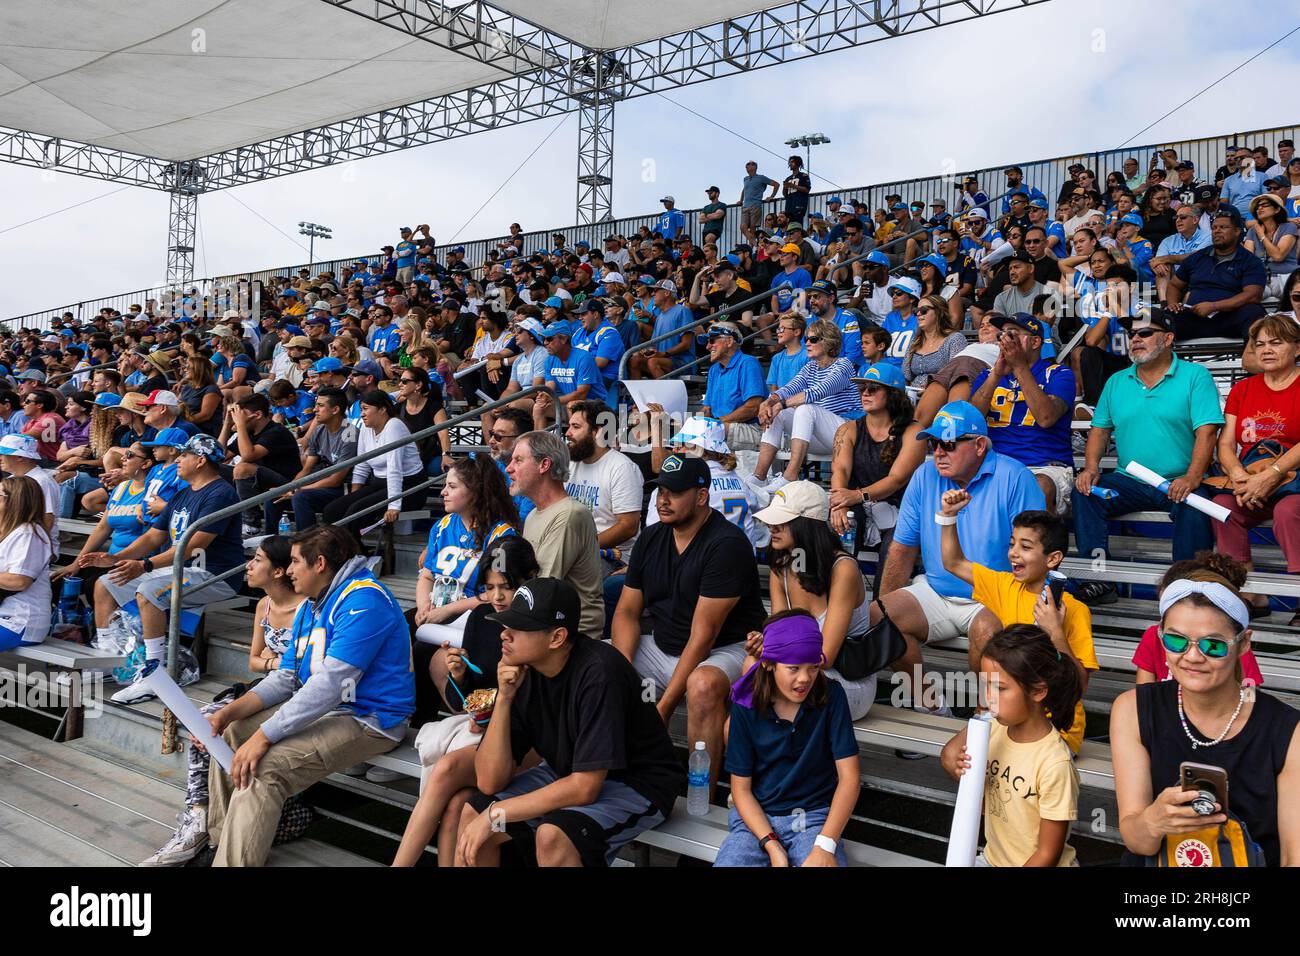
[
  {"left": 612, "top": 453, "right": 765, "bottom": 793},
  {"left": 969, "top": 314, "right": 1077, "bottom": 515},
  {"left": 697, "top": 320, "right": 766, "bottom": 452},
  {"left": 739, "top": 160, "right": 781, "bottom": 246},
  {"left": 1001, "top": 166, "right": 1046, "bottom": 214},
  {"left": 509, "top": 430, "right": 605, "bottom": 639},
  {"left": 871, "top": 402, "right": 1045, "bottom": 708},
  {"left": 1165, "top": 207, "right": 1266, "bottom": 341},
  {"left": 782, "top": 155, "right": 812, "bottom": 224},
  {"left": 654, "top": 196, "right": 686, "bottom": 240},
  {"left": 1072, "top": 310, "right": 1223, "bottom": 605},
  {"left": 205, "top": 524, "right": 412, "bottom": 867}
]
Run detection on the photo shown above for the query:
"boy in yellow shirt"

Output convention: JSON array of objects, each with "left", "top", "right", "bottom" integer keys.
[{"left": 937, "top": 489, "right": 1098, "bottom": 753}]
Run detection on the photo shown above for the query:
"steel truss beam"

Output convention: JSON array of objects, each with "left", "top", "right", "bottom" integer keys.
[
  {"left": 1, "top": 0, "right": 1049, "bottom": 192},
  {"left": 576, "top": 97, "right": 615, "bottom": 224},
  {"left": 166, "top": 163, "right": 203, "bottom": 285}
]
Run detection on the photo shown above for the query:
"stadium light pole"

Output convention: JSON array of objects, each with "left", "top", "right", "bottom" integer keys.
[
  {"left": 785, "top": 133, "right": 831, "bottom": 174},
  {"left": 297, "top": 221, "right": 333, "bottom": 268}
]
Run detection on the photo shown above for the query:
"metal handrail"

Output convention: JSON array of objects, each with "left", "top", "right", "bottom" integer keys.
[{"left": 163, "top": 383, "right": 562, "bottom": 674}]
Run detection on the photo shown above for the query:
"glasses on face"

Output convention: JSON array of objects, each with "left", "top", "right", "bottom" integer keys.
[
  {"left": 918, "top": 306, "right": 937, "bottom": 315},
  {"left": 1025, "top": 238, "right": 1044, "bottom": 245},
  {"left": 1130, "top": 328, "right": 1160, "bottom": 340},
  {"left": 863, "top": 384, "right": 886, "bottom": 396},
  {"left": 927, "top": 436, "right": 977, "bottom": 453},
  {"left": 400, "top": 377, "right": 418, "bottom": 384},
  {"left": 489, "top": 430, "right": 516, "bottom": 442},
  {"left": 1160, "top": 630, "right": 1239, "bottom": 659},
  {"left": 1010, "top": 199, "right": 1026, "bottom": 207},
  {"left": 806, "top": 336, "right": 823, "bottom": 344}
]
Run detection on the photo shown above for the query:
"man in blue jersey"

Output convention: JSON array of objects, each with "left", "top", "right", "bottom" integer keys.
[
  {"left": 768, "top": 243, "right": 813, "bottom": 316},
  {"left": 571, "top": 299, "right": 624, "bottom": 403},
  {"left": 394, "top": 227, "right": 418, "bottom": 285},
  {"left": 807, "top": 278, "right": 862, "bottom": 368},
  {"left": 969, "top": 314, "right": 1077, "bottom": 515},
  {"left": 654, "top": 195, "right": 686, "bottom": 239},
  {"left": 204, "top": 524, "right": 412, "bottom": 866},
  {"left": 534, "top": 321, "right": 605, "bottom": 430},
  {"left": 1000, "top": 166, "right": 1046, "bottom": 214},
  {"left": 367, "top": 304, "right": 402, "bottom": 357}
]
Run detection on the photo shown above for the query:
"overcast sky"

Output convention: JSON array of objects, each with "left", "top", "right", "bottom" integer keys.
[{"left": 2, "top": 0, "right": 1297, "bottom": 319}]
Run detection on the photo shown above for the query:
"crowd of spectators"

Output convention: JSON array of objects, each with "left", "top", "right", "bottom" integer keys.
[{"left": 2, "top": 142, "right": 1297, "bottom": 870}]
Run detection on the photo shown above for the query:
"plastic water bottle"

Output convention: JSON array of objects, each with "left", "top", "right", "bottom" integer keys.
[
  {"left": 278, "top": 513, "right": 292, "bottom": 536},
  {"left": 687, "top": 741, "right": 710, "bottom": 816},
  {"left": 838, "top": 510, "right": 857, "bottom": 556}
]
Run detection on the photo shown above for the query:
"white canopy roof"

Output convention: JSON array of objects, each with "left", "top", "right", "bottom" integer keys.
[{"left": 0, "top": 0, "right": 786, "bottom": 161}]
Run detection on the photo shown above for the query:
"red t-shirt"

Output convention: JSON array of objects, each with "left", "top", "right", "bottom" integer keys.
[
  {"left": 1132, "top": 624, "right": 1265, "bottom": 686},
  {"left": 1224, "top": 373, "right": 1300, "bottom": 455},
  {"left": 22, "top": 412, "right": 65, "bottom": 462}
]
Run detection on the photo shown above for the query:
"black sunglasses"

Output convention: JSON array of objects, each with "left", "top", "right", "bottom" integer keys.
[
  {"left": 927, "top": 436, "right": 978, "bottom": 452},
  {"left": 806, "top": 336, "right": 823, "bottom": 344},
  {"left": 1129, "top": 328, "right": 1162, "bottom": 339}
]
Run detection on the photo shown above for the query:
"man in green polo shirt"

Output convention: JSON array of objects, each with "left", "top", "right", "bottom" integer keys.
[{"left": 1071, "top": 309, "right": 1223, "bottom": 605}]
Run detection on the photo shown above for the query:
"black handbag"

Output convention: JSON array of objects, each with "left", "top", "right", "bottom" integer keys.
[{"left": 833, "top": 599, "right": 908, "bottom": 680}]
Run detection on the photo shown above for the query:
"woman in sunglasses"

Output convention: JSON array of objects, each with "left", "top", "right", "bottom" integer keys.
[
  {"left": 902, "top": 294, "right": 967, "bottom": 388},
  {"left": 752, "top": 318, "right": 864, "bottom": 491},
  {"left": 1111, "top": 570, "right": 1299, "bottom": 867}
]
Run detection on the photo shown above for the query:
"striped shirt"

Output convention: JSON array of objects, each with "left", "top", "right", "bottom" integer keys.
[{"left": 775, "top": 357, "right": 864, "bottom": 420}]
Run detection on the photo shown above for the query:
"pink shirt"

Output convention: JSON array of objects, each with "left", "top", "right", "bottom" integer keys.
[{"left": 1132, "top": 624, "right": 1265, "bottom": 686}]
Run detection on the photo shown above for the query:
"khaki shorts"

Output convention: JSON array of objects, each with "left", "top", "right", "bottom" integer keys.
[
  {"left": 1029, "top": 464, "right": 1074, "bottom": 516},
  {"left": 741, "top": 205, "right": 764, "bottom": 231},
  {"left": 901, "top": 574, "right": 988, "bottom": 643}
]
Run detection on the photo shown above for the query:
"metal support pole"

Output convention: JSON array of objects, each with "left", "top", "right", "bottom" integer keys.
[
  {"left": 575, "top": 97, "right": 614, "bottom": 224},
  {"left": 165, "top": 188, "right": 197, "bottom": 286}
]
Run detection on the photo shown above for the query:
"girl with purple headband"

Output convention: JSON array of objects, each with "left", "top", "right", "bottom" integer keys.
[{"left": 715, "top": 610, "right": 860, "bottom": 867}]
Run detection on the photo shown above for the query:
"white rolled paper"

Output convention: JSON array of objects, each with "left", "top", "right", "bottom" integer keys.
[
  {"left": 945, "top": 714, "right": 992, "bottom": 867},
  {"left": 414, "top": 623, "right": 466, "bottom": 648},
  {"left": 1126, "top": 460, "right": 1232, "bottom": 523},
  {"left": 140, "top": 666, "right": 236, "bottom": 772}
]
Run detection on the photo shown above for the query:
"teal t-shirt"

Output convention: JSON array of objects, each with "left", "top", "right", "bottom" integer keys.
[{"left": 1092, "top": 355, "right": 1224, "bottom": 480}]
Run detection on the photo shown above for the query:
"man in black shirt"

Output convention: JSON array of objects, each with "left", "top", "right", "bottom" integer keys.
[
  {"left": 782, "top": 155, "right": 811, "bottom": 222},
  {"left": 456, "top": 578, "right": 680, "bottom": 867},
  {"left": 228, "top": 392, "right": 303, "bottom": 533},
  {"left": 613, "top": 454, "right": 764, "bottom": 793}
]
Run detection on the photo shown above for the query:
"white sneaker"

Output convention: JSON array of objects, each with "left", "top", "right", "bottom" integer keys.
[
  {"left": 140, "top": 807, "right": 208, "bottom": 866},
  {"left": 364, "top": 766, "right": 405, "bottom": 783},
  {"left": 110, "top": 659, "right": 159, "bottom": 705}
]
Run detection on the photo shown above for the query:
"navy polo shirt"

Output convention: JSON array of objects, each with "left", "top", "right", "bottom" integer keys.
[
  {"left": 1174, "top": 244, "right": 1267, "bottom": 307},
  {"left": 704, "top": 351, "right": 767, "bottom": 422},
  {"left": 725, "top": 680, "right": 858, "bottom": 814}
]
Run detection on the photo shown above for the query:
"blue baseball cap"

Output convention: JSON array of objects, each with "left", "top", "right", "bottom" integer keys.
[
  {"left": 540, "top": 320, "right": 574, "bottom": 339},
  {"left": 917, "top": 401, "right": 988, "bottom": 442},
  {"left": 280, "top": 324, "right": 303, "bottom": 335},
  {"left": 863, "top": 250, "right": 891, "bottom": 267},
  {"left": 347, "top": 359, "right": 383, "bottom": 379},
  {"left": 827, "top": 195, "right": 843, "bottom": 204},
  {"left": 992, "top": 312, "right": 1048, "bottom": 339},
  {"left": 919, "top": 253, "right": 948, "bottom": 273},
  {"left": 177, "top": 433, "right": 225, "bottom": 462},
  {"left": 311, "top": 356, "right": 344, "bottom": 374},
  {"left": 1120, "top": 212, "right": 1144, "bottom": 229},
  {"left": 305, "top": 313, "right": 330, "bottom": 325},
  {"left": 1028, "top": 198, "right": 1049, "bottom": 210},
  {"left": 142, "top": 426, "right": 190, "bottom": 449},
  {"left": 853, "top": 362, "right": 907, "bottom": 392},
  {"left": 890, "top": 202, "right": 908, "bottom": 211},
  {"left": 808, "top": 279, "right": 837, "bottom": 297},
  {"left": 93, "top": 392, "right": 122, "bottom": 408},
  {"left": 543, "top": 296, "right": 565, "bottom": 309}
]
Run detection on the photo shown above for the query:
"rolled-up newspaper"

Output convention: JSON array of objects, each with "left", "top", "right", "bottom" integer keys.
[
  {"left": 1126, "top": 460, "right": 1232, "bottom": 523},
  {"left": 946, "top": 713, "right": 992, "bottom": 867}
]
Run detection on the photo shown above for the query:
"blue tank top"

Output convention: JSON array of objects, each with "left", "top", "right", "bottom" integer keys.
[{"left": 105, "top": 479, "right": 149, "bottom": 554}]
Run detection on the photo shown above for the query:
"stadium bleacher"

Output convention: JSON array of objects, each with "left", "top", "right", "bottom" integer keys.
[{"left": 2, "top": 122, "right": 1298, "bottom": 871}]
